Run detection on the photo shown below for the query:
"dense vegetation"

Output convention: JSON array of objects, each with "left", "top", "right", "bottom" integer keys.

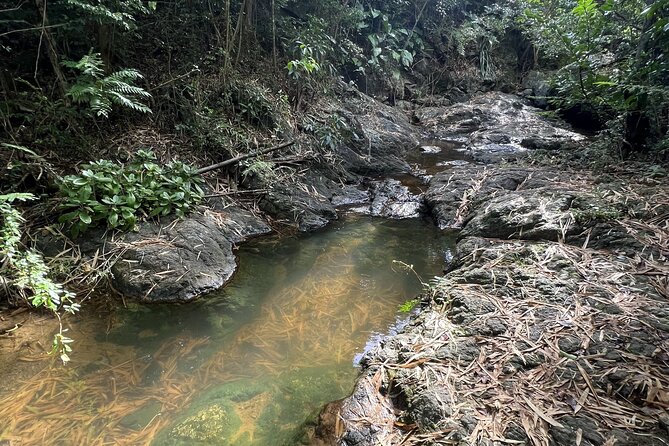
[
  {"left": 2, "top": 0, "right": 667, "bottom": 155},
  {"left": 1, "top": 0, "right": 667, "bottom": 359}
]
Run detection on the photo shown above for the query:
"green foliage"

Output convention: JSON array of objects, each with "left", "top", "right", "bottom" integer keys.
[
  {"left": 63, "top": 52, "right": 152, "bottom": 118},
  {"left": 241, "top": 160, "right": 278, "bottom": 186},
  {"left": 286, "top": 44, "right": 322, "bottom": 80},
  {"left": 0, "top": 193, "right": 79, "bottom": 363},
  {"left": 65, "top": 0, "right": 149, "bottom": 30},
  {"left": 303, "top": 113, "right": 352, "bottom": 152},
  {"left": 360, "top": 6, "right": 418, "bottom": 80},
  {"left": 452, "top": 4, "right": 515, "bottom": 80},
  {"left": 398, "top": 298, "right": 419, "bottom": 313},
  {"left": 58, "top": 150, "right": 204, "bottom": 237},
  {"left": 517, "top": 0, "right": 669, "bottom": 150},
  {"left": 284, "top": 17, "right": 342, "bottom": 107}
]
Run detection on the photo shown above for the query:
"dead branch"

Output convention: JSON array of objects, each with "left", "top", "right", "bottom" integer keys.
[{"left": 194, "top": 140, "right": 295, "bottom": 176}]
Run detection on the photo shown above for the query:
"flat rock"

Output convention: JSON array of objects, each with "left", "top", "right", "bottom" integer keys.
[
  {"left": 321, "top": 168, "right": 669, "bottom": 446},
  {"left": 414, "top": 92, "right": 587, "bottom": 163},
  {"left": 110, "top": 206, "right": 271, "bottom": 303}
]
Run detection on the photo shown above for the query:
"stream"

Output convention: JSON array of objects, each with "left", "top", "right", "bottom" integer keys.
[{"left": 0, "top": 213, "right": 454, "bottom": 445}]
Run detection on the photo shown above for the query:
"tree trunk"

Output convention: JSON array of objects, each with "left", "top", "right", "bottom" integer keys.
[{"left": 194, "top": 140, "right": 295, "bottom": 175}]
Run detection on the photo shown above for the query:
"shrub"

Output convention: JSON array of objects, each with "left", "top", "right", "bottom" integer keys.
[{"left": 58, "top": 150, "right": 204, "bottom": 237}]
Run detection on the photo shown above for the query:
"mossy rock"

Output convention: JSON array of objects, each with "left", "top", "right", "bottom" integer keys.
[{"left": 153, "top": 366, "right": 353, "bottom": 446}]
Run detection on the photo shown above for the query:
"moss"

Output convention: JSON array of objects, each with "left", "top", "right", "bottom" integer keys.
[
  {"left": 171, "top": 404, "right": 240, "bottom": 443},
  {"left": 572, "top": 206, "right": 621, "bottom": 224}
]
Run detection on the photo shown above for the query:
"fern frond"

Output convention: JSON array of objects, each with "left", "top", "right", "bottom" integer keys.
[
  {"left": 102, "top": 80, "right": 152, "bottom": 97},
  {"left": 107, "top": 69, "right": 144, "bottom": 81},
  {"left": 90, "top": 96, "right": 113, "bottom": 118},
  {"left": 65, "top": 54, "right": 151, "bottom": 117},
  {"left": 108, "top": 91, "right": 152, "bottom": 114}
]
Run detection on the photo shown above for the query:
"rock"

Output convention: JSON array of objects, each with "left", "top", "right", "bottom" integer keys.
[
  {"left": 259, "top": 184, "right": 337, "bottom": 232},
  {"left": 460, "top": 188, "right": 578, "bottom": 241},
  {"left": 336, "top": 86, "right": 419, "bottom": 175},
  {"left": 331, "top": 185, "right": 370, "bottom": 207},
  {"left": 368, "top": 179, "right": 424, "bottom": 219},
  {"left": 424, "top": 167, "right": 553, "bottom": 230},
  {"left": 110, "top": 206, "right": 271, "bottom": 303},
  {"left": 521, "top": 70, "right": 553, "bottom": 108},
  {"left": 414, "top": 92, "right": 586, "bottom": 163},
  {"left": 327, "top": 167, "right": 669, "bottom": 446},
  {"left": 330, "top": 370, "right": 399, "bottom": 446}
]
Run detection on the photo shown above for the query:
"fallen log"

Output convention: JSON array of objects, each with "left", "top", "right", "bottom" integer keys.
[{"left": 194, "top": 140, "right": 295, "bottom": 176}]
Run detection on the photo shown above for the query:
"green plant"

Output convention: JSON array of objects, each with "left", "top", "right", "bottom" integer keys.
[
  {"left": 58, "top": 150, "right": 204, "bottom": 237},
  {"left": 303, "top": 113, "right": 352, "bottom": 152},
  {"left": 286, "top": 43, "right": 322, "bottom": 80},
  {"left": 398, "top": 298, "right": 419, "bottom": 313},
  {"left": 0, "top": 193, "right": 79, "bottom": 363},
  {"left": 517, "top": 0, "right": 669, "bottom": 152},
  {"left": 358, "top": 6, "right": 419, "bottom": 84},
  {"left": 241, "top": 159, "right": 278, "bottom": 186},
  {"left": 63, "top": 52, "right": 152, "bottom": 118}
]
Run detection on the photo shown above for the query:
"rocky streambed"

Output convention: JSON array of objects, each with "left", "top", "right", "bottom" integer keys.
[
  {"left": 16, "top": 88, "right": 668, "bottom": 446},
  {"left": 311, "top": 97, "right": 669, "bottom": 445}
]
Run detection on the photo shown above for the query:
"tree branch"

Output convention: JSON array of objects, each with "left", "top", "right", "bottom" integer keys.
[{"left": 194, "top": 140, "right": 295, "bottom": 175}]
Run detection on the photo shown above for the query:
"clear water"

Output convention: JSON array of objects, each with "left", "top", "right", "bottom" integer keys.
[
  {"left": 407, "top": 140, "right": 473, "bottom": 175},
  {"left": 0, "top": 215, "right": 453, "bottom": 445}
]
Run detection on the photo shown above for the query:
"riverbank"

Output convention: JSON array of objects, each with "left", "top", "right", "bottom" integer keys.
[
  {"left": 313, "top": 120, "right": 669, "bottom": 444},
  {"left": 1, "top": 88, "right": 667, "bottom": 446}
]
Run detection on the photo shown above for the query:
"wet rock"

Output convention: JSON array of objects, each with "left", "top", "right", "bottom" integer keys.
[
  {"left": 331, "top": 186, "right": 370, "bottom": 207},
  {"left": 111, "top": 206, "right": 271, "bottom": 303},
  {"left": 259, "top": 184, "right": 337, "bottom": 232},
  {"left": 414, "top": 92, "right": 586, "bottom": 163},
  {"left": 368, "top": 179, "right": 424, "bottom": 219},
  {"left": 332, "top": 369, "right": 401, "bottom": 446},
  {"left": 419, "top": 145, "right": 442, "bottom": 154}
]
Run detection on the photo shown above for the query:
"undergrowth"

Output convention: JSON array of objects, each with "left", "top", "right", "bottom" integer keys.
[{"left": 58, "top": 150, "right": 204, "bottom": 237}]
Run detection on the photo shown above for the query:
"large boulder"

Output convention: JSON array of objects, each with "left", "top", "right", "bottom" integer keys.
[
  {"left": 335, "top": 86, "right": 420, "bottom": 175},
  {"left": 110, "top": 205, "right": 271, "bottom": 303},
  {"left": 259, "top": 184, "right": 337, "bottom": 232},
  {"left": 521, "top": 70, "right": 553, "bottom": 108}
]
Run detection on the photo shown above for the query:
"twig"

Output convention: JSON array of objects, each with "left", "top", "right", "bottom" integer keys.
[
  {"left": 194, "top": 140, "right": 295, "bottom": 175},
  {"left": 204, "top": 189, "right": 267, "bottom": 198}
]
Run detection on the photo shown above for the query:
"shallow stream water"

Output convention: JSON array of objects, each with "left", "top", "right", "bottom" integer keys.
[{"left": 0, "top": 215, "right": 453, "bottom": 445}]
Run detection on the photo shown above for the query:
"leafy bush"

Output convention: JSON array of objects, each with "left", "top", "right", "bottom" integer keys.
[
  {"left": 58, "top": 150, "right": 204, "bottom": 237},
  {"left": 0, "top": 193, "right": 79, "bottom": 363},
  {"left": 517, "top": 0, "right": 669, "bottom": 151}
]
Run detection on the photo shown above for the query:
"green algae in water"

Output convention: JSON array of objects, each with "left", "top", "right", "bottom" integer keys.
[
  {"left": 150, "top": 216, "right": 454, "bottom": 445},
  {"left": 156, "top": 367, "right": 352, "bottom": 446}
]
